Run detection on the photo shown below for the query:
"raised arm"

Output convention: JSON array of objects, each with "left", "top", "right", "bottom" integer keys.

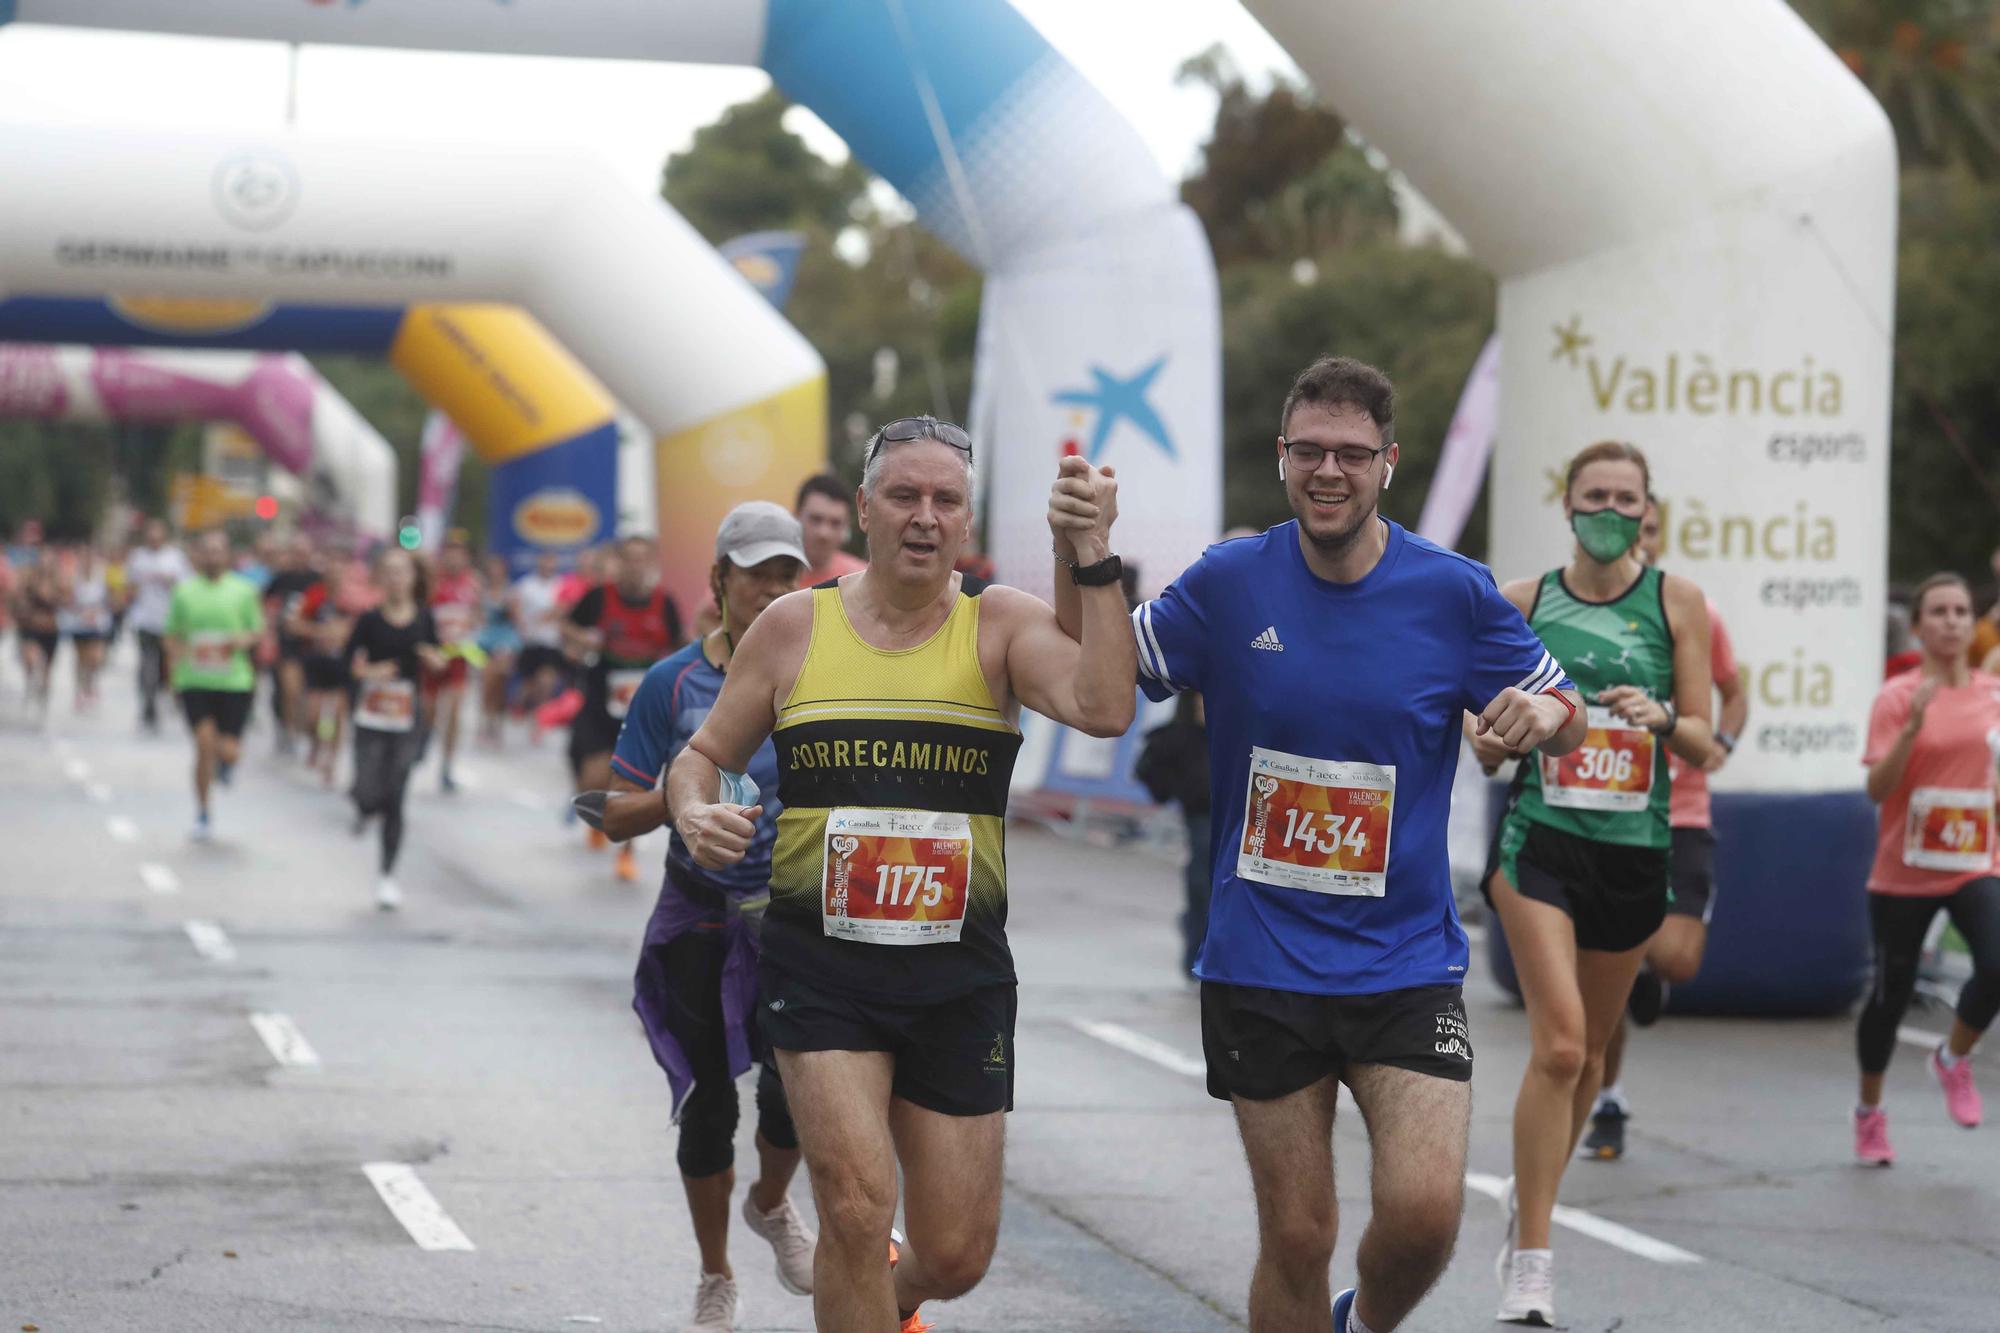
[
  {"left": 1466, "top": 576, "right": 1584, "bottom": 771},
  {"left": 1005, "top": 458, "right": 1136, "bottom": 736}
]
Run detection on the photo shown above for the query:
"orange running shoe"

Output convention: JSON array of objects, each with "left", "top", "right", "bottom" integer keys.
[
  {"left": 586, "top": 826, "right": 608, "bottom": 852},
  {"left": 614, "top": 844, "right": 639, "bottom": 882},
  {"left": 899, "top": 1312, "right": 932, "bottom": 1333},
  {"left": 888, "top": 1229, "right": 930, "bottom": 1330}
]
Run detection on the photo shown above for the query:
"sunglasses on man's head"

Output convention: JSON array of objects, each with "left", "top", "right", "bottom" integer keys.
[{"left": 866, "top": 416, "right": 974, "bottom": 466}]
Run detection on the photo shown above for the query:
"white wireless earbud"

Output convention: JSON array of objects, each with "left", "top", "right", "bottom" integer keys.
[
  {"left": 1383, "top": 464, "right": 1395, "bottom": 490},
  {"left": 1278, "top": 457, "right": 1288, "bottom": 481}
]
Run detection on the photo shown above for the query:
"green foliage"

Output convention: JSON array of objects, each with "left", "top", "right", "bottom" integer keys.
[
  {"left": 1793, "top": 0, "right": 2000, "bottom": 176},
  {"left": 1886, "top": 166, "right": 2000, "bottom": 579},
  {"left": 664, "top": 89, "right": 871, "bottom": 243}
]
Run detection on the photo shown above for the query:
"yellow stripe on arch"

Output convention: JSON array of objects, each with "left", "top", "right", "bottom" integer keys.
[
  {"left": 389, "top": 304, "right": 616, "bottom": 464},
  {"left": 654, "top": 374, "right": 828, "bottom": 618}
]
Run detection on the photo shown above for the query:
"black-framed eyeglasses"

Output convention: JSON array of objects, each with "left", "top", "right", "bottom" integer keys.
[
  {"left": 866, "top": 416, "right": 974, "bottom": 467},
  {"left": 1280, "top": 437, "right": 1391, "bottom": 475}
]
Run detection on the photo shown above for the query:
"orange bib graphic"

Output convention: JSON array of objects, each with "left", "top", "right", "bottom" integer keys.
[
  {"left": 1904, "top": 786, "right": 1995, "bottom": 873},
  {"left": 1237, "top": 746, "right": 1394, "bottom": 897},
  {"left": 821, "top": 808, "right": 973, "bottom": 945},
  {"left": 1541, "top": 707, "right": 1655, "bottom": 813},
  {"left": 355, "top": 678, "right": 417, "bottom": 733}
]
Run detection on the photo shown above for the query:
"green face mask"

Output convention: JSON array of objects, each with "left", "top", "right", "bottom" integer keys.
[{"left": 1570, "top": 507, "right": 1642, "bottom": 563}]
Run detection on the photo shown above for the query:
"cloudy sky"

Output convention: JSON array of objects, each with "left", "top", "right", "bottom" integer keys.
[{"left": 0, "top": 3, "right": 1303, "bottom": 197}]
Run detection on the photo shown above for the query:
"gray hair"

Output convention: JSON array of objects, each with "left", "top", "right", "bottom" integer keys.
[{"left": 861, "top": 434, "right": 978, "bottom": 507}]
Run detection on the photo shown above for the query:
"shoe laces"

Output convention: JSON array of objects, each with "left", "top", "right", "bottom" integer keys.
[
  {"left": 1512, "top": 1251, "right": 1553, "bottom": 1297},
  {"left": 693, "top": 1273, "right": 736, "bottom": 1323},
  {"left": 762, "top": 1198, "right": 814, "bottom": 1260}
]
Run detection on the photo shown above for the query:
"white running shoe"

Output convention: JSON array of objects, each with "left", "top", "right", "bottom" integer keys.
[
  {"left": 741, "top": 1193, "right": 816, "bottom": 1295},
  {"left": 374, "top": 875, "right": 403, "bottom": 911},
  {"left": 1496, "top": 1249, "right": 1554, "bottom": 1326},
  {"left": 191, "top": 813, "right": 213, "bottom": 843},
  {"left": 686, "top": 1271, "right": 740, "bottom": 1332}
]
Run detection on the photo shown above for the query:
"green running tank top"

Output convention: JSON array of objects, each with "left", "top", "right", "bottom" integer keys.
[{"left": 1514, "top": 566, "right": 1675, "bottom": 848}]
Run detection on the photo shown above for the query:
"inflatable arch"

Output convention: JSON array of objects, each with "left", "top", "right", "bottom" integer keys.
[
  {"left": 5, "top": 0, "right": 1224, "bottom": 601},
  {"left": 0, "top": 118, "right": 828, "bottom": 613},
  {"left": 1244, "top": 0, "right": 1897, "bottom": 1013},
  {"left": 0, "top": 341, "right": 396, "bottom": 538}
]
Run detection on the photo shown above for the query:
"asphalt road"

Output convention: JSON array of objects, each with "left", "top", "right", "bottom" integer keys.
[{"left": 3, "top": 646, "right": 1995, "bottom": 1332}]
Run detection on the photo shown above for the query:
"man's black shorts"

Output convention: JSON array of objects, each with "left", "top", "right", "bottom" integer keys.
[
  {"left": 303, "top": 654, "right": 347, "bottom": 692},
  {"left": 1666, "top": 826, "right": 1717, "bottom": 924},
  {"left": 518, "top": 643, "right": 568, "bottom": 680},
  {"left": 1199, "top": 980, "right": 1473, "bottom": 1102},
  {"left": 181, "top": 688, "right": 254, "bottom": 738},
  {"left": 1484, "top": 811, "right": 1669, "bottom": 953},
  {"left": 757, "top": 963, "right": 1015, "bottom": 1117}
]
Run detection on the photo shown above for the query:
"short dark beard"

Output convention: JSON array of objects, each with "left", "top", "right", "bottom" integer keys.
[{"left": 1297, "top": 501, "right": 1375, "bottom": 559}]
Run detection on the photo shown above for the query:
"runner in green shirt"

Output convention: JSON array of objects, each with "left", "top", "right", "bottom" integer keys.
[{"left": 165, "top": 530, "right": 264, "bottom": 841}]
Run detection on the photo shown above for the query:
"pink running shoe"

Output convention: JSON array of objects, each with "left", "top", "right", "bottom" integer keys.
[
  {"left": 1853, "top": 1107, "right": 1895, "bottom": 1166},
  {"left": 1930, "top": 1046, "right": 1983, "bottom": 1128}
]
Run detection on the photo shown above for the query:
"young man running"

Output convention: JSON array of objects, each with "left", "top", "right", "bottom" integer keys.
[
  {"left": 1120, "top": 358, "right": 1584, "bottom": 1333},
  {"left": 165, "top": 531, "right": 264, "bottom": 841},
  {"left": 127, "top": 518, "right": 189, "bottom": 733},
  {"left": 669, "top": 417, "right": 1134, "bottom": 1332},
  {"left": 566, "top": 534, "right": 683, "bottom": 883},
  {"left": 1582, "top": 496, "right": 1750, "bottom": 1159},
  {"left": 596, "top": 502, "right": 811, "bottom": 1332}
]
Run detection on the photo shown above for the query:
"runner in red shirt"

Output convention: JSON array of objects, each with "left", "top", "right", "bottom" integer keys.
[{"left": 1851, "top": 572, "right": 2000, "bottom": 1165}]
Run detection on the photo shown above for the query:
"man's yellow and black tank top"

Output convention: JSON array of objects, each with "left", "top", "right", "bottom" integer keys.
[{"left": 764, "top": 577, "right": 1022, "bottom": 1000}]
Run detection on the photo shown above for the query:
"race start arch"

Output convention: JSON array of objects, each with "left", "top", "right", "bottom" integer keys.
[
  {"left": 6, "top": 0, "right": 1224, "bottom": 602},
  {"left": 0, "top": 341, "right": 396, "bottom": 539},
  {"left": 1245, "top": 0, "right": 1897, "bottom": 1013}
]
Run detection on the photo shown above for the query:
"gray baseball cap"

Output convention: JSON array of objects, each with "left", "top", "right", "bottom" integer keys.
[{"left": 716, "top": 500, "right": 808, "bottom": 569}]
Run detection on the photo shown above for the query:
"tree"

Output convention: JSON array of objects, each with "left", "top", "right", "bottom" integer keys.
[
  {"left": 1794, "top": 0, "right": 2000, "bottom": 176},
  {"left": 663, "top": 89, "right": 871, "bottom": 243}
]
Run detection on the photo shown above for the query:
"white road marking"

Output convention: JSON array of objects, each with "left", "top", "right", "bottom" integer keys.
[
  {"left": 362, "top": 1162, "right": 476, "bottom": 1251},
  {"left": 1465, "top": 1172, "right": 1701, "bottom": 1265},
  {"left": 183, "top": 919, "right": 236, "bottom": 962},
  {"left": 64, "top": 758, "right": 89, "bottom": 781},
  {"left": 1076, "top": 1020, "right": 1702, "bottom": 1265},
  {"left": 138, "top": 863, "right": 180, "bottom": 895},
  {"left": 1068, "top": 1018, "right": 1209, "bottom": 1079},
  {"left": 249, "top": 1012, "right": 321, "bottom": 1068},
  {"left": 108, "top": 816, "right": 140, "bottom": 844},
  {"left": 1898, "top": 1026, "right": 1946, "bottom": 1051},
  {"left": 84, "top": 781, "right": 112, "bottom": 803}
]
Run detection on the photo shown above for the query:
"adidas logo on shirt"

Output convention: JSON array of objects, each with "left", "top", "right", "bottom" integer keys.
[{"left": 1250, "top": 626, "right": 1284, "bottom": 652}]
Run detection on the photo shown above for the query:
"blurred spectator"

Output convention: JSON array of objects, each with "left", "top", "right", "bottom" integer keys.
[{"left": 1135, "top": 691, "right": 1213, "bottom": 978}]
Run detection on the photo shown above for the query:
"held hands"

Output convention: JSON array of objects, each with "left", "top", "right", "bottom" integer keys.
[
  {"left": 1599, "top": 685, "right": 1669, "bottom": 732},
  {"left": 1475, "top": 688, "right": 1569, "bottom": 763},
  {"left": 1048, "top": 456, "right": 1118, "bottom": 566},
  {"left": 676, "top": 801, "right": 765, "bottom": 870}
]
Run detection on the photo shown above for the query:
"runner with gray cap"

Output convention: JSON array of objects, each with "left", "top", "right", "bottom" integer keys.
[{"left": 585, "top": 500, "right": 812, "bottom": 1333}]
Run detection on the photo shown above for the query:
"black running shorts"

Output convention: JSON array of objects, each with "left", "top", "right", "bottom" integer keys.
[
  {"left": 757, "top": 963, "right": 1015, "bottom": 1117},
  {"left": 1199, "top": 980, "right": 1473, "bottom": 1102},
  {"left": 180, "top": 688, "right": 254, "bottom": 738}
]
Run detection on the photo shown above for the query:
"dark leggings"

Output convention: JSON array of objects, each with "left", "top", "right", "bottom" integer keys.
[
  {"left": 1857, "top": 876, "right": 2000, "bottom": 1074},
  {"left": 664, "top": 929, "right": 798, "bottom": 1179},
  {"left": 352, "top": 725, "right": 424, "bottom": 874},
  {"left": 137, "top": 630, "right": 166, "bottom": 723}
]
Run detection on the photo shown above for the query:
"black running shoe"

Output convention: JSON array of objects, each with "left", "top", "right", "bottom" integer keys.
[
  {"left": 1627, "top": 968, "right": 1666, "bottom": 1027},
  {"left": 1581, "top": 1103, "right": 1626, "bottom": 1160}
]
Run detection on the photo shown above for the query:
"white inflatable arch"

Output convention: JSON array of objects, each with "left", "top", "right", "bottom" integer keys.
[{"left": 3, "top": 0, "right": 1224, "bottom": 602}]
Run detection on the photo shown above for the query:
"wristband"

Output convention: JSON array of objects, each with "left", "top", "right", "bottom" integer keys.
[
  {"left": 1543, "top": 688, "right": 1577, "bottom": 727},
  {"left": 1715, "top": 729, "right": 1737, "bottom": 754},
  {"left": 1648, "top": 699, "right": 1680, "bottom": 738}
]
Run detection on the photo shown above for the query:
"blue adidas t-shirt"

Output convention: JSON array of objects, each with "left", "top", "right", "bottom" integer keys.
[
  {"left": 611, "top": 642, "right": 783, "bottom": 896},
  {"left": 1134, "top": 519, "right": 1570, "bottom": 995}
]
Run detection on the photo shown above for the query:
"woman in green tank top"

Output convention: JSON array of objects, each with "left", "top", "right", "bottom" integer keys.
[{"left": 1468, "top": 441, "right": 1715, "bottom": 1326}]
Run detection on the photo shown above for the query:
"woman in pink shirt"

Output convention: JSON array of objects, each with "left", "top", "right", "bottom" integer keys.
[{"left": 1853, "top": 572, "right": 2000, "bottom": 1164}]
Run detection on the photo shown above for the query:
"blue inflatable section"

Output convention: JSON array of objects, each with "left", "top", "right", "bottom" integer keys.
[
  {"left": 1482, "top": 787, "right": 1874, "bottom": 1017},
  {"left": 486, "top": 422, "right": 620, "bottom": 578},
  {"left": 761, "top": 0, "right": 1048, "bottom": 201},
  {"left": 0, "top": 296, "right": 404, "bottom": 352}
]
